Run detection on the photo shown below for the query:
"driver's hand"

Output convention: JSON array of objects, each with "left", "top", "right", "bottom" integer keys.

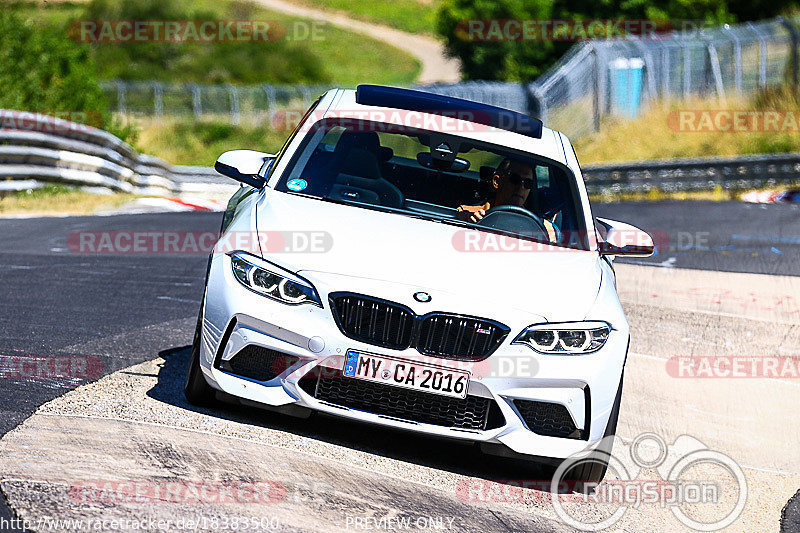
[
  {"left": 469, "top": 209, "right": 486, "bottom": 223},
  {"left": 458, "top": 208, "right": 485, "bottom": 223}
]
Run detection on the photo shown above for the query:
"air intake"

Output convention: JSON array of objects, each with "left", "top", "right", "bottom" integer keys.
[
  {"left": 299, "top": 367, "right": 505, "bottom": 431},
  {"left": 218, "top": 345, "right": 299, "bottom": 382},
  {"left": 514, "top": 399, "right": 584, "bottom": 439}
]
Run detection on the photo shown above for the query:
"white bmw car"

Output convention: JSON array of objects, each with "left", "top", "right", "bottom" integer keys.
[{"left": 185, "top": 85, "right": 654, "bottom": 482}]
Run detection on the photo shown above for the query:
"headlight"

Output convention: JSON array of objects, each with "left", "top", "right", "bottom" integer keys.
[
  {"left": 229, "top": 251, "right": 322, "bottom": 307},
  {"left": 513, "top": 322, "right": 610, "bottom": 354}
]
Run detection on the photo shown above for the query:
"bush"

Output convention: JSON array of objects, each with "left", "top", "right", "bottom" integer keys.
[
  {"left": 436, "top": 0, "right": 744, "bottom": 82},
  {"left": 573, "top": 86, "right": 800, "bottom": 163},
  {"left": 435, "top": 0, "right": 559, "bottom": 81},
  {"left": 0, "top": 10, "right": 127, "bottom": 135}
]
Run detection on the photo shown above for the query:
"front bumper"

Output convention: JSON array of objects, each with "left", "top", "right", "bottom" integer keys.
[{"left": 201, "top": 253, "right": 629, "bottom": 461}]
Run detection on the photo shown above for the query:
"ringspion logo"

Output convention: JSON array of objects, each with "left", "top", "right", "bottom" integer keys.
[{"left": 458, "top": 433, "right": 747, "bottom": 531}]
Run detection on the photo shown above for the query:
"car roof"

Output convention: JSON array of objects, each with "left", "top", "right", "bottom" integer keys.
[{"left": 318, "top": 88, "right": 568, "bottom": 165}]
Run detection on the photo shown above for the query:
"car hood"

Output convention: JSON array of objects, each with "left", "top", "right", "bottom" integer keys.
[{"left": 256, "top": 192, "right": 603, "bottom": 321}]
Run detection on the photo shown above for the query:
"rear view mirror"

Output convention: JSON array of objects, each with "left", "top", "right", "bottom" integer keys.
[
  {"left": 596, "top": 218, "right": 654, "bottom": 257},
  {"left": 416, "top": 152, "right": 470, "bottom": 172},
  {"left": 215, "top": 150, "right": 275, "bottom": 189}
]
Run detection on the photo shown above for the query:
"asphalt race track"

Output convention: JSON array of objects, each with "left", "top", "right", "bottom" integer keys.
[
  {"left": 593, "top": 201, "right": 800, "bottom": 276},
  {"left": 0, "top": 213, "right": 215, "bottom": 532},
  {"left": 0, "top": 201, "right": 798, "bottom": 532}
]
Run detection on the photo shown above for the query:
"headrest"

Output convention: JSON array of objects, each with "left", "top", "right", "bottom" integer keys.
[
  {"left": 377, "top": 146, "right": 393, "bottom": 162},
  {"left": 335, "top": 131, "right": 380, "bottom": 154}
]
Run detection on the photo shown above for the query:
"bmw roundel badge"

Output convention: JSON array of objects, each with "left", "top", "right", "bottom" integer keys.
[{"left": 413, "top": 291, "right": 431, "bottom": 303}]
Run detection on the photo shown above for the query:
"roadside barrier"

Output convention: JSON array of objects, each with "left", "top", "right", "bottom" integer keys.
[
  {"left": 0, "top": 110, "right": 229, "bottom": 195},
  {"left": 2, "top": 110, "right": 797, "bottom": 196},
  {"left": 582, "top": 152, "right": 800, "bottom": 194}
]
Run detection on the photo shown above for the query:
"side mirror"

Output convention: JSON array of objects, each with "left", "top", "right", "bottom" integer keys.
[
  {"left": 214, "top": 150, "right": 275, "bottom": 189},
  {"left": 596, "top": 217, "right": 654, "bottom": 257}
]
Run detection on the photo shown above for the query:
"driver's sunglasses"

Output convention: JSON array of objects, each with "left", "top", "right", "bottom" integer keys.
[{"left": 506, "top": 172, "right": 534, "bottom": 189}]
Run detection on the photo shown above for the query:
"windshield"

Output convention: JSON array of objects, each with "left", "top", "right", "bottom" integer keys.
[{"left": 275, "top": 119, "right": 587, "bottom": 249}]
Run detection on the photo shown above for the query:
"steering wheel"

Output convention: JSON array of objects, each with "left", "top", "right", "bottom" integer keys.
[
  {"left": 541, "top": 199, "right": 566, "bottom": 220},
  {"left": 476, "top": 205, "right": 551, "bottom": 238}
]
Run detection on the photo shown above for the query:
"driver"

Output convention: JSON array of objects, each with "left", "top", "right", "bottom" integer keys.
[{"left": 457, "top": 158, "right": 557, "bottom": 242}]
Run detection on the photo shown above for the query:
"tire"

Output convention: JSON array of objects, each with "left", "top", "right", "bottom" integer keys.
[
  {"left": 183, "top": 299, "right": 216, "bottom": 406},
  {"left": 560, "top": 371, "right": 625, "bottom": 485}
]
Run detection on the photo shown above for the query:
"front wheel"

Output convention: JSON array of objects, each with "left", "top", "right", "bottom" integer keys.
[
  {"left": 558, "top": 371, "right": 624, "bottom": 485},
  {"left": 184, "top": 303, "right": 216, "bottom": 406}
]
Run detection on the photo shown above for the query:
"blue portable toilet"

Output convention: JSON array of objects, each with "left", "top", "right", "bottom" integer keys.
[{"left": 610, "top": 58, "right": 644, "bottom": 118}]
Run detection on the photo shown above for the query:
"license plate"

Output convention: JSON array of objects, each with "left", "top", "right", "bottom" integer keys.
[{"left": 342, "top": 350, "right": 470, "bottom": 399}]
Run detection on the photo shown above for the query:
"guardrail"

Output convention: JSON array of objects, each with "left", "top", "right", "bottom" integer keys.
[
  {"left": 2, "top": 110, "right": 797, "bottom": 197},
  {"left": 0, "top": 110, "right": 229, "bottom": 196},
  {"left": 582, "top": 152, "right": 800, "bottom": 195}
]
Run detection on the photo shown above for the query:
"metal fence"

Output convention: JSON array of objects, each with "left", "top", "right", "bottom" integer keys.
[
  {"left": 101, "top": 16, "right": 800, "bottom": 139},
  {"left": 101, "top": 81, "right": 330, "bottom": 125},
  {"left": 533, "top": 16, "right": 800, "bottom": 139},
  {"left": 100, "top": 79, "right": 534, "bottom": 125},
  {"left": 0, "top": 110, "right": 228, "bottom": 195}
]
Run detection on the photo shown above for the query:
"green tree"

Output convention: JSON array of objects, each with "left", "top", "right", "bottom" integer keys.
[
  {"left": 436, "top": 0, "right": 771, "bottom": 82},
  {"left": 436, "top": 0, "right": 557, "bottom": 81},
  {"left": 0, "top": 10, "right": 114, "bottom": 132}
]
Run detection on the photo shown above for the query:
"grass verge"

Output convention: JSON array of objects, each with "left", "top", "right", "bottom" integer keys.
[
  {"left": 285, "top": 0, "right": 440, "bottom": 35},
  {"left": 134, "top": 119, "right": 290, "bottom": 166},
  {"left": 590, "top": 186, "right": 744, "bottom": 203},
  {"left": 574, "top": 87, "right": 800, "bottom": 164},
  {"left": 15, "top": 0, "right": 420, "bottom": 86},
  {"left": 0, "top": 185, "right": 136, "bottom": 216}
]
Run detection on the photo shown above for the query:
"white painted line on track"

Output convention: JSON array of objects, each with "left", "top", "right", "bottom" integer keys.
[
  {"left": 684, "top": 404, "right": 755, "bottom": 421},
  {"left": 621, "top": 301, "right": 800, "bottom": 326},
  {"left": 156, "top": 296, "right": 201, "bottom": 304},
  {"left": 629, "top": 351, "right": 667, "bottom": 361}
]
